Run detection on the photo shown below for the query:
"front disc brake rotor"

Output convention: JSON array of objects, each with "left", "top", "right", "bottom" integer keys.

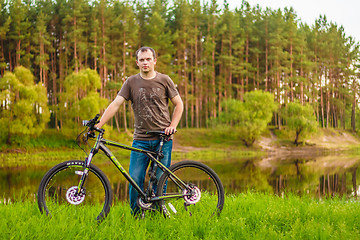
[{"left": 66, "top": 186, "right": 85, "bottom": 205}]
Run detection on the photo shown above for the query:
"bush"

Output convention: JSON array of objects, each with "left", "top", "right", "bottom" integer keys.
[{"left": 213, "top": 91, "right": 278, "bottom": 146}]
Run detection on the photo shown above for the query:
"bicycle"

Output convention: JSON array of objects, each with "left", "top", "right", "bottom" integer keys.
[{"left": 37, "top": 114, "right": 225, "bottom": 222}]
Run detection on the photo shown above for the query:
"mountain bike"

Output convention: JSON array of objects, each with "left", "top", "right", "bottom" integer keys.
[{"left": 37, "top": 114, "right": 225, "bottom": 222}]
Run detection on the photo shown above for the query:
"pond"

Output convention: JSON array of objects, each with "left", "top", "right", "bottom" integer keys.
[{"left": 1, "top": 150, "right": 360, "bottom": 203}]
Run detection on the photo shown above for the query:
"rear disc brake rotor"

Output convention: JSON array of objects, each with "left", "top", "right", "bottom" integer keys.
[{"left": 183, "top": 186, "right": 201, "bottom": 205}]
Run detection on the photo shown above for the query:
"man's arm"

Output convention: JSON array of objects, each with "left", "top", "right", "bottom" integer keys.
[
  {"left": 95, "top": 95, "right": 126, "bottom": 129},
  {"left": 165, "top": 95, "right": 184, "bottom": 135}
]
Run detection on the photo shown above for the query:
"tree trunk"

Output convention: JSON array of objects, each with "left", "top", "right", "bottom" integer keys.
[
  {"left": 352, "top": 92, "right": 356, "bottom": 131},
  {"left": 352, "top": 168, "right": 357, "bottom": 198},
  {"left": 194, "top": 26, "right": 200, "bottom": 128},
  {"left": 0, "top": 38, "right": 5, "bottom": 76},
  {"left": 59, "top": 34, "right": 64, "bottom": 129},
  {"left": 73, "top": 15, "right": 78, "bottom": 73},
  {"left": 294, "top": 130, "right": 301, "bottom": 145},
  {"left": 290, "top": 41, "right": 294, "bottom": 102},
  {"left": 245, "top": 34, "right": 249, "bottom": 93},
  {"left": 122, "top": 34, "right": 128, "bottom": 132},
  {"left": 190, "top": 43, "right": 194, "bottom": 127},
  {"left": 100, "top": 8, "right": 107, "bottom": 97},
  {"left": 183, "top": 36, "right": 188, "bottom": 128},
  {"left": 265, "top": 21, "right": 269, "bottom": 92}
]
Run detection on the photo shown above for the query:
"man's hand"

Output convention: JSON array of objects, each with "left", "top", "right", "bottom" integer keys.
[
  {"left": 164, "top": 126, "right": 176, "bottom": 135},
  {"left": 165, "top": 95, "right": 183, "bottom": 136}
]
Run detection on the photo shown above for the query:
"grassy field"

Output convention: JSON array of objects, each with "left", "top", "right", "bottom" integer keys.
[{"left": 1, "top": 193, "right": 360, "bottom": 239}]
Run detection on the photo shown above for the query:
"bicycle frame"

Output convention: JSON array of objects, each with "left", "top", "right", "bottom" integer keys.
[{"left": 77, "top": 130, "right": 187, "bottom": 203}]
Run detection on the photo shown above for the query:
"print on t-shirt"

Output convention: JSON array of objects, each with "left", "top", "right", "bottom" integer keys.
[{"left": 136, "top": 87, "right": 164, "bottom": 128}]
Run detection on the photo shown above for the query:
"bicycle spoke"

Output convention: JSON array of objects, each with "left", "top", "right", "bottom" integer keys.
[
  {"left": 157, "top": 161, "right": 224, "bottom": 218},
  {"left": 38, "top": 161, "right": 112, "bottom": 222}
]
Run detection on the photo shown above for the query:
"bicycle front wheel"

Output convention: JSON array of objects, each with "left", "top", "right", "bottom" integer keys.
[
  {"left": 156, "top": 160, "right": 224, "bottom": 218},
  {"left": 37, "top": 160, "right": 113, "bottom": 222}
]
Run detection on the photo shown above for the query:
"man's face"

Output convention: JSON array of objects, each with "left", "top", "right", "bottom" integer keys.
[{"left": 136, "top": 50, "right": 157, "bottom": 73}]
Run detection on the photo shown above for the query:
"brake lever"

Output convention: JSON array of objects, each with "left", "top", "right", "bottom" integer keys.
[{"left": 87, "top": 131, "right": 96, "bottom": 139}]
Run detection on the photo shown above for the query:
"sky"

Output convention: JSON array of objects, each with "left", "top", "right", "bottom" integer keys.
[{"left": 216, "top": 0, "right": 360, "bottom": 42}]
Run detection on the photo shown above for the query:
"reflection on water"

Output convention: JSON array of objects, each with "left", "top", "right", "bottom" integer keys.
[
  {"left": 205, "top": 154, "right": 360, "bottom": 199},
  {"left": 2, "top": 153, "right": 360, "bottom": 202}
]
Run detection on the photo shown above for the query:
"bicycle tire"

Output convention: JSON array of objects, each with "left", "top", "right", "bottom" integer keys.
[
  {"left": 37, "top": 160, "right": 113, "bottom": 222},
  {"left": 156, "top": 160, "right": 224, "bottom": 218}
]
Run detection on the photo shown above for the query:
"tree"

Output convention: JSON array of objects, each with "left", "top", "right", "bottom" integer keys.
[
  {"left": 0, "top": 0, "right": 359, "bottom": 134},
  {"left": 63, "top": 0, "right": 89, "bottom": 73},
  {"left": 8, "top": 0, "right": 31, "bottom": 68},
  {"left": 214, "top": 90, "right": 277, "bottom": 146},
  {"left": 202, "top": 0, "right": 219, "bottom": 123},
  {"left": 59, "top": 68, "right": 108, "bottom": 134},
  {"left": 172, "top": 0, "right": 191, "bottom": 127},
  {"left": 144, "top": 0, "right": 173, "bottom": 74},
  {"left": 283, "top": 101, "right": 318, "bottom": 145},
  {"left": 0, "top": 0, "right": 11, "bottom": 75},
  {"left": 32, "top": 9, "right": 51, "bottom": 87},
  {"left": 268, "top": 9, "right": 287, "bottom": 129},
  {"left": 0, "top": 66, "right": 50, "bottom": 144}
]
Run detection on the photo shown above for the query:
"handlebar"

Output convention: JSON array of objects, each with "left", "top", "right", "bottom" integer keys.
[
  {"left": 82, "top": 114, "right": 100, "bottom": 130},
  {"left": 83, "top": 115, "right": 175, "bottom": 139},
  {"left": 82, "top": 114, "right": 104, "bottom": 139}
]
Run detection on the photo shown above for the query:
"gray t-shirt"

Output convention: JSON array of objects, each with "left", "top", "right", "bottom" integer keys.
[{"left": 118, "top": 72, "right": 179, "bottom": 140}]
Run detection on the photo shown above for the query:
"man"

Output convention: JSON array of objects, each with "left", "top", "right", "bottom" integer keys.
[{"left": 95, "top": 47, "right": 183, "bottom": 215}]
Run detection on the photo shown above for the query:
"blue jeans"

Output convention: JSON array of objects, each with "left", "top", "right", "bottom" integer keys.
[{"left": 128, "top": 139, "right": 173, "bottom": 215}]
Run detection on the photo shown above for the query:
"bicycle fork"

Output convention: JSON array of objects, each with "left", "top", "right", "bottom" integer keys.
[
  {"left": 76, "top": 132, "right": 102, "bottom": 196},
  {"left": 76, "top": 155, "right": 92, "bottom": 195}
]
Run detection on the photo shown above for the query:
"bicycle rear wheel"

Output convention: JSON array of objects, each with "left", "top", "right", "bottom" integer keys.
[
  {"left": 37, "top": 160, "right": 113, "bottom": 222},
  {"left": 156, "top": 160, "right": 224, "bottom": 218}
]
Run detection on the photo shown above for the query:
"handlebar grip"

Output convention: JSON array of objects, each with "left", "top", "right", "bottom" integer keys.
[
  {"left": 94, "top": 114, "right": 100, "bottom": 122},
  {"left": 82, "top": 120, "right": 89, "bottom": 126},
  {"left": 83, "top": 114, "right": 101, "bottom": 128}
]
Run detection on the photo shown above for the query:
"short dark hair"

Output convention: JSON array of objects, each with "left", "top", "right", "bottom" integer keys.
[{"left": 135, "top": 47, "right": 156, "bottom": 61}]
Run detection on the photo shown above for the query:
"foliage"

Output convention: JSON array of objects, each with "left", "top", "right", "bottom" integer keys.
[
  {"left": 283, "top": 101, "right": 318, "bottom": 145},
  {"left": 214, "top": 91, "right": 278, "bottom": 146},
  {"left": 0, "top": 66, "right": 50, "bottom": 145},
  {"left": 60, "top": 68, "right": 108, "bottom": 136},
  {"left": 0, "top": 0, "right": 359, "bottom": 142}
]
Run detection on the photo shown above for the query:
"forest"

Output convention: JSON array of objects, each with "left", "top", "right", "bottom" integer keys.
[{"left": 0, "top": 0, "right": 359, "bottom": 141}]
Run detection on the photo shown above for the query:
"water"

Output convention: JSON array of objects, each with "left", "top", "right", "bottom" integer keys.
[{"left": 1, "top": 151, "right": 360, "bottom": 203}]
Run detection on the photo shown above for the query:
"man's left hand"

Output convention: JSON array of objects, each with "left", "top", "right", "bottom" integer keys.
[{"left": 164, "top": 127, "right": 176, "bottom": 135}]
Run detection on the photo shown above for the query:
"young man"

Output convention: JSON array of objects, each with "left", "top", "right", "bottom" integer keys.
[{"left": 95, "top": 47, "right": 183, "bottom": 215}]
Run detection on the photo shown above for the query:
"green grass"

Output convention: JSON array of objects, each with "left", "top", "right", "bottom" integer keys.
[
  {"left": 175, "top": 128, "right": 248, "bottom": 148},
  {"left": 1, "top": 193, "right": 360, "bottom": 239},
  {"left": 172, "top": 149, "right": 262, "bottom": 162}
]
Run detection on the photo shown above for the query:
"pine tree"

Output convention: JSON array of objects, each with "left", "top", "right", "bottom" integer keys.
[
  {"left": 145, "top": 0, "right": 173, "bottom": 74},
  {"left": 284, "top": 7, "right": 298, "bottom": 104},
  {"left": 216, "top": 2, "right": 235, "bottom": 113},
  {"left": 0, "top": 0, "right": 11, "bottom": 75},
  {"left": 202, "top": 0, "right": 219, "bottom": 122},
  {"left": 8, "top": 0, "right": 31, "bottom": 69},
  {"left": 32, "top": 5, "right": 51, "bottom": 87},
  {"left": 268, "top": 9, "right": 287, "bottom": 128},
  {"left": 171, "top": 0, "right": 191, "bottom": 127},
  {"left": 110, "top": 0, "right": 139, "bottom": 131}
]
